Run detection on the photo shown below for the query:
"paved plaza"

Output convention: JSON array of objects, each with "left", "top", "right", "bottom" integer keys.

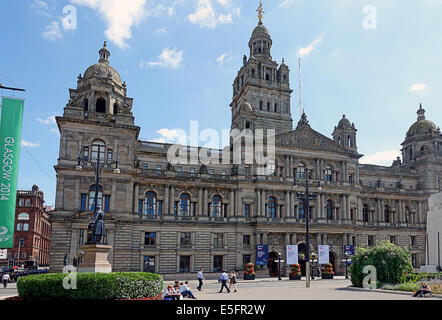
[
  {"left": 1, "top": 277, "right": 440, "bottom": 300},
  {"left": 166, "top": 277, "right": 441, "bottom": 301}
]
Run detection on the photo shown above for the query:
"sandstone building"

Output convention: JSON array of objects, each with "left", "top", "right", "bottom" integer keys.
[{"left": 49, "top": 15, "right": 442, "bottom": 277}]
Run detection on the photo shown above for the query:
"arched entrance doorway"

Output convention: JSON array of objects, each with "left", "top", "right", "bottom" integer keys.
[
  {"left": 298, "top": 243, "right": 307, "bottom": 276},
  {"left": 267, "top": 252, "right": 278, "bottom": 277}
]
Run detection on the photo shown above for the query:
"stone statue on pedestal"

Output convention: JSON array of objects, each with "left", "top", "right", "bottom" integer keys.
[{"left": 87, "top": 206, "right": 106, "bottom": 244}]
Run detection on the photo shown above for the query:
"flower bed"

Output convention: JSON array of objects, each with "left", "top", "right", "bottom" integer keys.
[
  {"left": 17, "top": 272, "right": 163, "bottom": 300},
  {"left": 321, "top": 263, "right": 334, "bottom": 279},
  {"left": 289, "top": 264, "right": 302, "bottom": 280},
  {"left": 244, "top": 263, "right": 256, "bottom": 280}
]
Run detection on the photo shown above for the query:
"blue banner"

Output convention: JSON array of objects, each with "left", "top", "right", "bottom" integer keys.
[{"left": 256, "top": 245, "right": 268, "bottom": 266}]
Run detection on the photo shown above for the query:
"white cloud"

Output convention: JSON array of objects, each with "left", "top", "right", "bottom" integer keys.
[
  {"left": 188, "top": 0, "right": 238, "bottom": 28},
  {"left": 360, "top": 150, "right": 401, "bottom": 166},
  {"left": 409, "top": 83, "right": 428, "bottom": 92},
  {"left": 37, "top": 116, "right": 57, "bottom": 125},
  {"left": 279, "top": 0, "right": 295, "bottom": 8},
  {"left": 298, "top": 32, "right": 324, "bottom": 57},
  {"left": 71, "top": 0, "right": 147, "bottom": 49},
  {"left": 50, "top": 128, "right": 59, "bottom": 135},
  {"left": 32, "top": 0, "right": 51, "bottom": 17},
  {"left": 141, "top": 48, "right": 183, "bottom": 69},
  {"left": 155, "top": 27, "right": 167, "bottom": 34},
  {"left": 21, "top": 140, "right": 40, "bottom": 148},
  {"left": 42, "top": 21, "right": 63, "bottom": 41},
  {"left": 216, "top": 51, "right": 233, "bottom": 66},
  {"left": 153, "top": 128, "right": 187, "bottom": 145}
]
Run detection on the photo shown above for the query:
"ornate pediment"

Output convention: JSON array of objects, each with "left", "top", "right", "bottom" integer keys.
[{"left": 275, "top": 123, "right": 355, "bottom": 155}]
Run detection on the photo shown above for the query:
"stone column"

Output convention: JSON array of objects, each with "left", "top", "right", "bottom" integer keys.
[
  {"left": 230, "top": 190, "right": 235, "bottom": 217},
  {"left": 133, "top": 184, "right": 139, "bottom": 214},
  {"left": 290, "top": 191, "right": 295, "bottom": 218},
  {"left": 169, "top": 185, "right": 175, "bottom": 215},
  {"left": 418, "top": 201, "right": 422, "bottom": 224},
  {"left": 203, "top": 189, "right": 208, "bottom": 216},
  {"left": 285, "top": 191, "right": 290, "bottom": 219},
  {"left": 261, "top": 191, "right": 266, "bottom": 217},
  {"left": 164, "top": 185, "right": 169, "bottom": 215},
  {"left": 197, "top": 188, "right": 203, "bottom": 216}
]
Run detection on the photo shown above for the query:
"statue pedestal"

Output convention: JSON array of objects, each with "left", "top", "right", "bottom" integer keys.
[{"left": 78, "top": 244, "right": 112, "bottom": 273}]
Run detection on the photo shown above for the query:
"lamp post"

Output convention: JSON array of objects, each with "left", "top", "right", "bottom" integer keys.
[
  {"left": 75, "top": 144, "right": 120, "bottom": 243},
  {"left": 278, "top": 251, "right": 282, "bottom": 281},
  {"left": 294, "top": 167, "right": 321, "bottom": 288}
]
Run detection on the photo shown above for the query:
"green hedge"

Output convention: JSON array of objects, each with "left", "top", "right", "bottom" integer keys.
[
  {"left": 400, "top": 273, "right": 442, "bottom": 284},
  {"left": 17, "top": 272, "right": 163, "bottom": 300},
  {"left": 349, "top": 241, "right": 413, "bottom": 287}
]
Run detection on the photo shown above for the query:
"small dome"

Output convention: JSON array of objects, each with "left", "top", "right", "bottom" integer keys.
[
  {"left": 406, "top": 104, "right": 439, "bottom": 138},
  {"left": 251, "top": 24, "right": 270, "bottom": 39},
  {"left": 83, "top": 62, "right": 122, "bottom": 85},
  {"left": 83, "top": 41, "right": 122, "bottom": 85},
  {"left": 338, "top": 115, "right": 351, "bottom": 128}
]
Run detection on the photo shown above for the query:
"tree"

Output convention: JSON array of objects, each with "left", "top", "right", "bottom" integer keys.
[{"left": 349, "top": 241, "right": 413, "bottom": 287}]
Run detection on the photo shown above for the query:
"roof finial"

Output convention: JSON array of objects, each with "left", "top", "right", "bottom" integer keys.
[
  {"left": 257, "top": 1, "right": 264, "bottom": 25},
  {"left": 99, "top": 40, "right": 110, "bottom": 63},
  {"left": 417, "top": 103, "right": 425, "bottom": 120}
]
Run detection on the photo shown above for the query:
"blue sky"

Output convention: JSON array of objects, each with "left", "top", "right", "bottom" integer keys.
[{"left": 1, "top": 0, "right": 442, "bottom": 207}]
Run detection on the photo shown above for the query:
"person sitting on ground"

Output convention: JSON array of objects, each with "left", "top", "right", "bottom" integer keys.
[
  {"left": 162, "top": 286, "right": 175, "bottom": 300},
  {"left": 413, "top": 282, "right": 432, "bottom": 297},
  {"left": 173, "top": 283, "right": 182, "bottom": 300},
  {"left": 179, "top": 281, "right": 197, "bottom": 299}
]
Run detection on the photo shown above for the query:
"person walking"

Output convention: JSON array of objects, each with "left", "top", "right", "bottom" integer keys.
[
  {"left": 2, "top": 273, "right": 10, "bottom": 289},
  {"left": 218, "top": 270, "right": 230, "bottom": 293},
  {"left": 197, "top": 269, "right": 205, "bottom": 291},
  {"left": 228, "top": 270, "right": 238, "bottom": 292}
]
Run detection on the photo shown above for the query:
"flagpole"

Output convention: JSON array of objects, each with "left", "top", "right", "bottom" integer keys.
[{"left": 298, "top": 57, "right": 302, "bottom": 118}]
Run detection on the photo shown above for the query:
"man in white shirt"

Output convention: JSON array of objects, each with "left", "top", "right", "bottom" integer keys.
[
  {"left": 218, "top": 270, "right": 230, "bottom": 293},
  {"left": 179, "top": 281, "right": 197, "bottom": 299},
  {"left": 197, "top": 269, "right": 204, "bottom": 291},
  {"left": 2, "top": 273, "right": 11, "bottom": 288}
]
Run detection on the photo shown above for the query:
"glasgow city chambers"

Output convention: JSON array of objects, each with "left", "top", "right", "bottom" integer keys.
[{"left": 49, "top": 16, "right": 442, "bottom": 278}]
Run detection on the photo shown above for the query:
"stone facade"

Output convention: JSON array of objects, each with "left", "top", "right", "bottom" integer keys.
[{"left": 49, "top": 20, "right": 442, "bottom": 277}]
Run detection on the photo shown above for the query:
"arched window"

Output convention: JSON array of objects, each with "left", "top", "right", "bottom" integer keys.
[
  {"left": 384, "top": 205, "right": 391, "bottom": 223},
  {"left": 88, "top": 185, "right": 103, "bottom": 211},
  {"left": 83, "top": 99, "right": 89, "bottom": 112},
  {"left": 325, "top": 165, "right": 332, "bottom": 182},
  {"left": 298, "top": 163, "right": 305, "bottom": 179},
  {"left": 274, "top": 103, "right": 278, "bottom": 113},
  {"left": 259, "top": 101, "right": 263, "bottom": 110},
  {"left": 268, "top": 197, "right": 276, "bottom": 218},
  {"left": 326, "top": 200, "right": 333, "bottom": 220},
  {"left": 267, "top": 102, "right": 270, "bottom": 111},
  {"left": 252, "top": 69, "right": 255, "bottom": 78},
  {"left": 91, "top": 140, "right": 106, "bottom": 161},
  {"left": 347, "top": 136, "right": 352, "bottom": 147},
  {"left": 363, "top": 204, "right": 369, "bottom": 222},
  {"left": 96, "top": 97, "right": 106, "bottom": 113},
  {"left": 338, "top": 137, "right": 341, "bottom": 145},
  {"left": 180, "top": 193, "right": 191, "bottom": 216},
  {"left": 211, "top": 195, "right": 222, "bottom": 218},
  {"left": 18, "top": 213, "right": 30, "bottom": 220}
]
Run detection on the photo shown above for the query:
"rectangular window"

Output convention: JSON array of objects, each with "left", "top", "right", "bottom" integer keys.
[
  {"left": 190, "top": 168, "right": 195, "bottom": 175},
  {"left": 298, "top": 203, "right": 305, "bottom": 219},
  {"left": 18, "top": 238, "right": 25, "bottom": 247},
  {"left": 179, "top": 256, "right": 191, "bottom": 273},
  {"left": 144, "top": 232, "right": 156, "bottom": 246},
  {"left": 138, "top": 200, "right": 143, "bottom": 215},
  {"left": 243, "top": 254, "right": 251, "bottom": 268},
  {"left": 243, "top": 235, "right": 251, "bottom": 248},
  {"left": 19, "top": 198, "right": 24, "bottom": 207},
  {"left": 158, "top": 201, "right": 163, "bottom": 216},
  {"left": 83, "top": 147, "right": 89, "bottom": 161},
  {"left": 23, "top": 223, "right": 29, "bottom": 231},
  {"left": 174, "top": 202, "right": 177, "bottom": 216},
  {"left": 390, "top": 236, "right": 396, "bottom": 244},
  {"left": 368, "top": 235, "right": 374, "bottom": 247},
  {"left": 157, "top": 165, "right": 162, "bottom": 173},
  {"left": 25, "top": 199, "right": 31, "bottom": 207},
  {"left": 245, "top": 166, "right": 250, "bottom": 176},
  {"left": 214, "top": 233, "right": 224, "bottom": 248},
  {"left": 17, "top": 223, "right": 22, "bottom": 231},
  {"left": 80, "top": 194, "right": 87, "bottom": 211},
  {"left": 180, "top": 232, "right": 192, "bottom": 248},
  {"left": 244, "top": 204, "right": 251, "bottom": 218},
  {"left": 104, "top": 195, "right": 111, "bottom": 213},
  {"left": 411, "top": 236, "right": 416, "bottom": 246},
  {"left": 143, "top": 256, "right": 155, "bottom": 273},
  {"left": 213, "top": 255, "right": 223, "bottom": 272}
]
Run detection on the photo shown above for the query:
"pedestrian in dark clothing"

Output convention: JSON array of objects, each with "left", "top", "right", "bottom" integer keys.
[{"left": 197, "top": 269, "right": 205, "bottom": 291}]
